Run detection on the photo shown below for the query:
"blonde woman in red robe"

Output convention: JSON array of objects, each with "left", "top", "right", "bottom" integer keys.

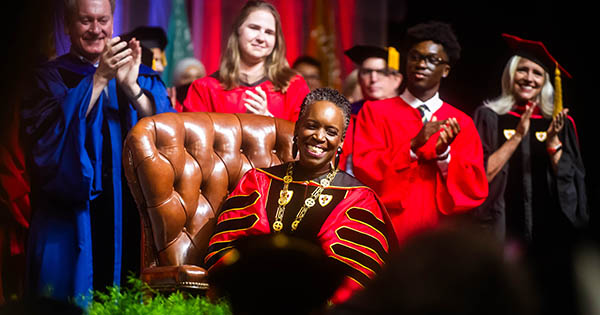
[{"left": 183, "top": 0, "right": 309, "bottom": 122}]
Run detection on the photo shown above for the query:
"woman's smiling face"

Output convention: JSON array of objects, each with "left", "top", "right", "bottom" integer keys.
[
  {"left": 295, "top": 100, "right": 345, "bottom": 174},
  {"left": 237, "top": 9, "right": 276, "bottom": 64},
  {"left": 512, "top": 57, "right": 546, "bottom": 104}
]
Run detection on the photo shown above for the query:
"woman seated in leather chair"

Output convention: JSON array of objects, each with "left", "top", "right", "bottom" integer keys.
[{"left": 204, "top": 88, "right": 396, "bottom": 305}]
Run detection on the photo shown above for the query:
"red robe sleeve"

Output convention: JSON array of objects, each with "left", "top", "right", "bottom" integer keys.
[
  {"left": 317, "top": 187, "right": 393, "bottom": 304},
  {"left": 182, "top": 76, "right": 220, "bottom": 113},
  {"left": 280, "top": 75, "right": 309, "bottom": 121},
  {"left": 352, "top": 98, "right": 417, "bottom": 209},
  {"left": 204, "top": 169, "right": 272, "bottom": 269},
  {"left": 433, "top": 104, "right": 488, "bottom": 213}
]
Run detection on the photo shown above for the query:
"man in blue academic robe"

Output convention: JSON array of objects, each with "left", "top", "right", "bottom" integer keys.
[{"left": 20, "top": 0, "right": 174, "bottom": 304}]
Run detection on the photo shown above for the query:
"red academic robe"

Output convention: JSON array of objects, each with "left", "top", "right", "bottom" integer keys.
[
  {"left": 352, "top": 97, "right": 488, "bottom": 243},
  {"left": 183, "top": 74, "right": 309, "bottom": 122},
  {"left": 205, "top": 163, "right": 395, "bottom": 304}
]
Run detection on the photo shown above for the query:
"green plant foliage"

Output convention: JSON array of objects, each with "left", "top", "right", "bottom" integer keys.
[{"left": 87, "top": 276, "right": 231, "bottom": 315}]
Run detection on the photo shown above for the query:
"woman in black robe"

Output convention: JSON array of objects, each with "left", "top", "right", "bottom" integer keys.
[
  {"left": 472, "top": 34, "right": 588, "bottom": 314},
  {"left": 473, "top": 33, "right": 587, "bottom": 245}
]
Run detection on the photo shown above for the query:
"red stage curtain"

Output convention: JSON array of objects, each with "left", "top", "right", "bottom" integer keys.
[
  {"left": 336, "top": 0, "right": 356, "bottom": 78},
  {"left": 273, "top": 0, "right": 303, "bottom": 66},
  {"left": 200, "top": 0, "right": 222, "bottom": 75}
]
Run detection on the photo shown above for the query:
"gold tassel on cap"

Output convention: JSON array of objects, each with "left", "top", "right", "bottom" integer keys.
[
  {"left": 387, "top": 47, "right": 399, "bottom": 71},
  {"left": 553, "top": 61, "right": 563, "bottom": 118},
  {"left": 162, "top": 52, "right": 168, "bottom": 67}
]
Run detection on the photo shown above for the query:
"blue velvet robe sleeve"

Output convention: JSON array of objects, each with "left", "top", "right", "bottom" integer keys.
[
  {"left": 122, "top": 67, "right": 175, "bottom": 129},
  {"left": 21, "top": 62, "right": 104, "bottom": 204},
  {"left": 21, "top": 62, "right": 173, "bottom": 204}
]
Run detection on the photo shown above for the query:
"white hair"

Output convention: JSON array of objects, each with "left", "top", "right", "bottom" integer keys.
[
  {"left": 172, "top": 57, "right": 206, "bottom": 85},
  {"left": 485, "top": 55, "right": 555, "bottom": 119}
]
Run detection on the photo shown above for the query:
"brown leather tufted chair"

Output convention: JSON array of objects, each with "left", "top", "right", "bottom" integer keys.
[{"left": 123, "top": 112, "right": 295, "bottom": 291}]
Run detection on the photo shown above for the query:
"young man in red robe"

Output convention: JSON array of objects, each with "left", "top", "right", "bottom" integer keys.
[{"left": 352, "top": 21, "right": 488, "bottom": 243}]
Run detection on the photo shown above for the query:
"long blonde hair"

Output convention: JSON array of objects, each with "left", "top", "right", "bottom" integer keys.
[
  {"left": 218, "top": 0, "right": 296, "bottom": 92},
  {"left": 485, "top": 55, "right": 555, "bottom": 118}
]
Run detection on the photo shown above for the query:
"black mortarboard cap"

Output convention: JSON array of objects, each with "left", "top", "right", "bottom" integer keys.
[
  {"left": 344, "top": 45, "right": 400, "bottom": 71},
  {"left": 502, "top": 33, "right": 571, "bottom": 78},
  {"left": 140, "top": 45, "right": 154, "bottom": 68},
  {"left": 127, "top": 26, "right": 168, "bottom": 51}
]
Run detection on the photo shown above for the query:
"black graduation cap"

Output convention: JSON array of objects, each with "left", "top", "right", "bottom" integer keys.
[
  {"left": 502, "top": 33, "right": 571, "bottom": 78},
  {"left": 344, "top": 45, "right": 400, "bottom": 71},
  {"left": 126, "top": 26, "right": 168, "bottom": 51},
  {"left": 114, "top": 32, "right": 152, "bottom": 69},
  {"left": 502, "top": 33, "right": 570, "bottom": 117},
  {"left": 140, "top": 46, "right": 154, "bottom": 69}
]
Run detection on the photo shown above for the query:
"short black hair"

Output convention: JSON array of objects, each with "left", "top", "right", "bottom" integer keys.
[
  {"left": 297, "top": 88, "right": 351, "bottom": 140},
  {"left": 404, "top": 21, "right": 461, "bottom": 65},
  {"left": 292, "top": 55, "right": 321, "bottom": 69}
]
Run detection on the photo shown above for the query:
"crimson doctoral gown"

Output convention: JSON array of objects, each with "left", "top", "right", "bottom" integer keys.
[{"left": 205, "top": 163, "right": 396, "bottom": 304}]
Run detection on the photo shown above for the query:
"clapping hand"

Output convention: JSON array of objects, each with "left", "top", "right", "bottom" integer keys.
[
  {"left": 116, "top": 37, "right": 142, "bottom": 98},
  {"left": 89, "top": 36, "right": 153, "bottom": 117},
  {"left": 436, "top": 117, "right": 460, "bottom": 155},
  {"left": 95, "top": 36, "right": 133, "bottom": 85},
  {"left": 515, "top": 102, "right": 536, "bottom": 139},
  {"left": 547, "top": 108, "right": 568, "bottom": 142},
  {"left": 411, "top": 116, "right": 447, "bottom": 151},
  {"left": 244, "top": 86, "right": 273, "bottom": 117}
]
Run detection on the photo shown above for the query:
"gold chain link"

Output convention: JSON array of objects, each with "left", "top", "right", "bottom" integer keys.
[{"left": 272, "top": 162, "right": 338, "bottom": 232}]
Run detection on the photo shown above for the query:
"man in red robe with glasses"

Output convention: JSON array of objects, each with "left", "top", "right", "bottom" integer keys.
[{"left": 352, "top": 21, "right": 488, "bottom": 243}]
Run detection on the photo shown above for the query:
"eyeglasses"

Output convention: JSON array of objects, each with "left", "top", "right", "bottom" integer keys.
[
  {"left": 407, "top": 51, "right": 449, "bottom": 67},
  {"left": 358, "top": 67, "right": 395, "bottom": 77}
]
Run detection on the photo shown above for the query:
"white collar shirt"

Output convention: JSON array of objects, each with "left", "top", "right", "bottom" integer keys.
[{"left": 400, "top": 89, "right": 443, "bottom": 121}]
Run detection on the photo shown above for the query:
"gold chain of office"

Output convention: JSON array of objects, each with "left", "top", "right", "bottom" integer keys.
[{"left": 272, "top": 162, "right": 338, "bottom": 232}]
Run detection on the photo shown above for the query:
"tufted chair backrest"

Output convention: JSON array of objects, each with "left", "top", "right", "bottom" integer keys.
[{"left": 123, "top": 112, "right": 295, "bottom": 273}]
